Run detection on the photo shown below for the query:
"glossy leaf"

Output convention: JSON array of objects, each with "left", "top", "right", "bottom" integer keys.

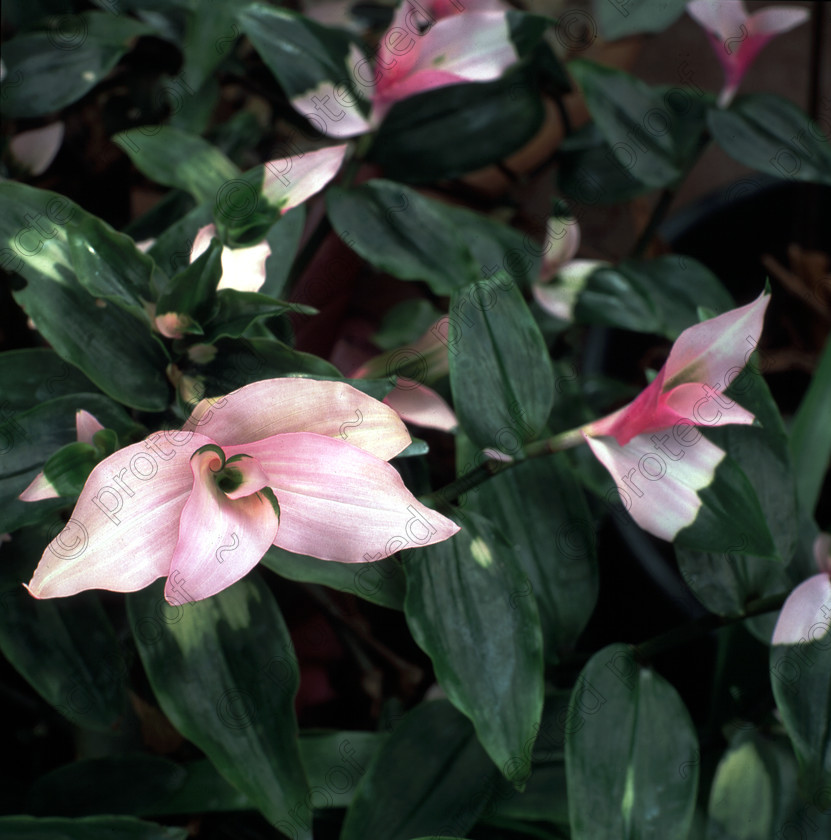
[
  {"left": 460, "top": 446, "right": 598, "bottom": 664},
  {"left": 565, "top": 644, "right": 699, "bottom": 839},
  {"left": 0, "top": 13, "right": 153, "bottom": 118},
  {"left": 202, "top": 291, "right": 315, "bottom": 344},
  {"left": 113, "top": 126, "right": 242, "bottom": 206},
  {"left": 569, "top": 60, "right": 683, "bottom": 189},
  {"left": 789, "top": 332, "right": 831, "bottom": 513},
  {"left": 0, "top": 182, "right": 170, "bottom": 411},
  {"left": 327, "top": 181, "right": 476, "bottom": 295},
  {"left": 127, "top": 575, "right": 311, "bottom": 835},
  {"left": 403, "top": 512, "right": 544, "bottom": 785},
  {"left": 0, "top": 350, "right": 97, "bottom": 413},
  {"left": 708, "top": 94, "right": 831, "bottom": 187},
  {"left": 448, "top": 279, "right": 554, "bottom": 451},
  {"left": 341, "top": 699, "right": 500, "bottom": 840},
  {"left": 261, "top": 545, "right": 405, "bottom": 611},
  {"left": 0, "top": 523, "right": 129, "bottom": 732}
]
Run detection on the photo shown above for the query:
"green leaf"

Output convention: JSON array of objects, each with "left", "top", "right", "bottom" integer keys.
[
  {"left": 155, "top": 238, "right": 223, "bottom": 331},
  {"left": 113, "top": 126, "right": 242, "bottom": 206},
  {"left": 448, "top": 279, "right": 554, "bottom": 451},
  {"left": 127, "top": 575, "right": 311, "bottom": 835},
  {"left": 0, "top": 393, "right": 141, "bottom": 534},
  {"left": 771, "top": 634, "right": 831, "bottom": 800},
  {"left": 238, "top": 4, "right": 364, "bottom": 113},
  {"left": 341, "top": 700, "right": 501, "bottom": 840},
  {"left": 0, "top": 523, "right": 129, "bottom": 732},
  {"left": 0, "top": 13, "right": 153, "bottom": 118},
  {"left": 370, "top": 65, "right": 545, "bottom": 183},
  {"left": 327, "top": 181, "right": 476, "bottom": 295},
  {"left": 558, "top": 123, "right": 653, "bottom": 205},
  {"left": 0, "top": 350, "right": 97, "bottom": 412},
  {"left": 568, "top": 60, "right": 683, "bottom": 188},
  {"left": 459, "top": 447, "right": 598, "bottom": 664},
  {"left": 41, "top": 442, "right": 100, "bottom": 497},
  {"left": 27, "top": 756, "right": 188, "bottom": 817},
  {"left": 202, "top": 290, "right": 315, "bottom": 344},
  {"left": 260, "top": 205, "right": 306, "bottom": 299},
  {"left": 66, "top": 214, "right": 163, "bottom": 323},
  {"left": 261, "top": 545, "right": 406, "bottom": 611},
  {"left": 403, "top": 511, "right": 544, "bottom": 785},
  {"left": 182, "top": 0, "right": 240, "bottom": 89},
  {"left": 373, "top": 301, "right": 444, "bottom": 351},
  {"left": 576, "top": 256, "right": 735, "bottom": 339},
  {"left": 0, "top": 182, "right": 170, "bottom": 411},
  {"left": 708, "top": 94, "right": 831, "bottom": 187},
  {"left": 676, "top": 376, "right": 796, "bottom": 624},
  {"left": 0, "top": 816, "right": 186, "bottom": 840},
  {"left": 594, "top": 0, "right": 688, "bottom": 40},
  {"left": 565, "top": 644, "right": 699, "bottom": 839},
  {"left": 789, "top": 333, "right": 831, "bottom": 513}
]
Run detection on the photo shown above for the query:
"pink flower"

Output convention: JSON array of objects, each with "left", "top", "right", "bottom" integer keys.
[
  {"left": 184, "top": 145, "right": 348, "bottom": 297},
  {"left": 530, "top": 216, "right": 608, "bottom": 321},
  {"left": 687, "top": 0, "right": 809, "bottom": 106},
  {"left": 582, "top": 292, "right": 770, "bottom": 541},
  {"left": 19, "top": 410, "right": 105, "bottom": 501},
  {"left": 25, "top": 379, "right": 459, "bottom": 604},
  {"left": 772, "top": 533, "right": 831, "bottom": 645},
  {"left": 293, "top": 2, "right": 519, "bottom": 138}
]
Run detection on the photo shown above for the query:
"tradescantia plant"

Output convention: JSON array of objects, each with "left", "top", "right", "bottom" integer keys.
[{"left": 1, "top": 0, "right": 830, "bottom": 839}]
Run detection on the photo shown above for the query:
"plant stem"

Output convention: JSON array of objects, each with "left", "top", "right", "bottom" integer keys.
[
  {"left": 422, "top": 424, "right": 588, "bottom": 508},
  {"left": 633, "top": 591, "right": 788, "bottom": 662}
]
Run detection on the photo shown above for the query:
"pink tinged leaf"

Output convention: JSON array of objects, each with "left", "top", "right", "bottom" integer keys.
[
  {"left": 383, "top": 382, "right": 458, "bottom": 432},
  {"left": 164, "top": 446, "right": 280, "bottom": 604},
  {"left": 19, "top": 472, "right": 59, "bottom": 502},
  {"left": 663, "top": 292, "right": 770, "bottom": 390},
  {"left": 772, "top": 574, "right": 831, "bottom": 646},
  {"left": 9, "top": 122, "right": 65, "bottom": 175},
  {"left": 26, "top": 433, "right": 215, "bottom": 599},
  {"left": 190, "top": 224, "right": 217, "bottom": 262},
  {"left": 262, "top": 144, "right": 350, "bottom": 208},
  {"left": 135, "top": 238, "right": 156, "bottom": 253},
  {"left": 583, "top": 430, "right": 726, "bottom": 541},
  {"left": 539, "top": 217, "right": 582, "bottom": 282},
  {"left": 223, "top": 432, "right": 460, "bottom": 562},
  {"left": 291, "top": 85, "right": 373, "bottom": 137},
  {"left": 748, "top": 6, "right": 809, "bottom": 38},
  {"left": 686, "top": 0, "right": 748, "bottom": 41},
  {"left": 217, "top": 239, "right": 271, "bottom": 293},
  {"left": 75, "top": 410, "right": 105, "bottom": 445},
  {"left": 532, "top": 259, "right": 604, "bottom": 321},
  {"left": 155, "top": 312, "right": 193, "bottom": 340},
  {"left": 662, "top": 382, "right": 756, "bottom": 428},
  {"left": 372, "top": 69, "right": 467, "bottom": 121},
  {"left": 183, "top": 378, "right": 412, "bottom": 461},
  {"left": 814, "top": 533, "right": 831, "bottom": 575}
]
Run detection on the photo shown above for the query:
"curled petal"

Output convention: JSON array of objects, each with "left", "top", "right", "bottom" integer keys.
[
  {"left": 76, "top": 410, "right": 105, "bottom": 445},
  {"left": 184, "top": 378, "right": 412, "bottom": 461},
  {"left": 165, "top": 447, "right": 280, "bottom": 604},
  {"left": 224, "top": 432, "right": 459, "bottom": 562},
  {"left": 26, "top": 433, "right": 214, "bottom": 599},
  {"left": 383, "top": 382, "right": 457, "bottom": 432},
  {"left": 772, "top": 574, "right": 831, "bottom": 646},
  {"left": 664, "top": 292, "right": 770, "bottom": 390},
  {"left": 584, "top": 430, "right": 726, "bottom": 541}
]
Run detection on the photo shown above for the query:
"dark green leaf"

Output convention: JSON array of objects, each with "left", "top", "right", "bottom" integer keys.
[
  {"left": 182, "top": 0, "right": 239, "bottom": 89},
  {"left": 202, "top": 290, "right": 315, "bottom": 344},
  {"left": 156, "top": 238, "right": 223, "bottom": 331},
  {"left": 0, "top": 523, "right": 129, "bottom": 732},
  {"left": 448, "top": 279, "right": 554, "bottom": 451},
  {"left": 565, "top": 644, "right": 698, "bottom": 839},
  {"left": 0, "top": 13, "right": 153, "bottom": 118},
  {"left": 403, "top": 512, "right": 544, "bottom": 785},
  {"left": 113, "top": 126, "right": 242, "bottom": 206},
  {"left": 708, "top": 94, "right": 831, "bottom": 187},
  {"left": 327, "top": 181, "right": 476, "bottom": 294},
  {"left": 569, "top": 60, "right": 683, "bottom": 188},
  {"left": 41, "top": 441, "right": 100, "bottom": 497},
  {"left": 0, "top": 182, "right": 170, "bottom": 411},
  {"left": 0, "top": 350, "right": 97, "bottom": 412},
  {"left": 127, "top": 575, "right": 311, "bottom": 834},
  {"left": 594, "top": 0, "right": 687, "bottom": 40},
  {"left": 341, "top": 700, "right": 501, "bottom": 840},
  {"left": 262, "top": 545, "right": 405, "bottom": 611}
]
